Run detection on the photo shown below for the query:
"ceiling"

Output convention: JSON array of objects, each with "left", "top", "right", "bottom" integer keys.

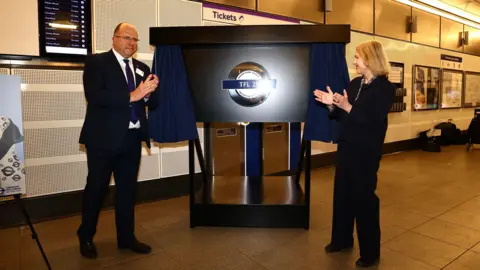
[{"left": 441, "top": 0, "right": 480, "bottom": 17}]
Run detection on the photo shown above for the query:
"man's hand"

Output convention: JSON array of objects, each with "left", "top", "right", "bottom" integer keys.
[{"left": 130, "top": 74, "right": 159, "bottom": 102}]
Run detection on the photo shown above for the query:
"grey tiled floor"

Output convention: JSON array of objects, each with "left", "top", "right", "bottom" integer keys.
[{"left": 2, "top": 145, "right": 480, "bottom": 269}]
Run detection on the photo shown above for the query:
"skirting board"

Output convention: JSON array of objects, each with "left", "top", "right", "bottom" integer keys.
[{"left": 0, "top": 138, "right": 420, "bottom": 229}]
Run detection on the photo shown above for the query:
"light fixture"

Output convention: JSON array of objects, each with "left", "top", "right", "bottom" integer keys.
[
  {"left": 48, "top": 23, "right": 77, "bottom": 29},
  {"left": 417, "top": 0, "right": 480, "bottom": 24},
  {"left": 395, "top": 0, "right": 480, "bottom": 29}
]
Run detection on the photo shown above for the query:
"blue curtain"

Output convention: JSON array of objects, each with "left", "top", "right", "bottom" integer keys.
[
  {"left": 148, "top": 45, "right": 198, "bottom": 143},
  {"left": 246, "top": 123, "right": 262, "bottom": 177},
  {"left": 303, "top": 43, "right": 350, "bottom": 143}
]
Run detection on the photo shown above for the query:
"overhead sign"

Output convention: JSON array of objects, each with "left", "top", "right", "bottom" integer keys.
[
  {"left": 441, "top": 54, "right": 463, "bottom": 70},
  {"left": 202, "top": 2, "right": 300, "bottom": 25}
]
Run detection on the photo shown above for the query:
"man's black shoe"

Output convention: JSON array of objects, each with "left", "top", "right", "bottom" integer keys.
[
  {"left": 324, "top": 242, "right": 353, "bottom": 253},
  {"left": 79, "top": 239, "right": 97, "bottom": 259},
  {"left": 118, "top": 240, "right": 152, "bottom": 254},
  {"left": 355, "top": 257, "right": 379, "bottom": 268}
]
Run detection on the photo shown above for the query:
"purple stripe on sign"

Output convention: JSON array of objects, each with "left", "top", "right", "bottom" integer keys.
[{"left": 202, "top": 2, "right": 300, "bottom": 24}]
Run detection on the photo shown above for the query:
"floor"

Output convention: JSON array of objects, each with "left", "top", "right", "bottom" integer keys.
[{"left": 1, "top": 145, "right": 480, "bottom": 270}]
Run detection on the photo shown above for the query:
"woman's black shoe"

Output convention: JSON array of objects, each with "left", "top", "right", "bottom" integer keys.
[
  {"left": 355, "top": 257, "right": 379, "bottom": 268},
  {"left": 324, "top": 242, "right": 353, "bottom": 253}
]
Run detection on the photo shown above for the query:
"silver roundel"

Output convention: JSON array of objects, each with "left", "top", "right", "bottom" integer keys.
[{"left": 223, "top": 62, "right": 276, "bottom": 107}]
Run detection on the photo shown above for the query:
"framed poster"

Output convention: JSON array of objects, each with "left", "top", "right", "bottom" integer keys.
[
  {"left": 464, "top": 71, "right": 480, "bottom": 108},
  {"left": 440, "top": 69, "right": 463, "bottom": 109},
  {"left": 0, "top": 75, "right": 26, "bottom": 196},
  {"left": 413, "top": 65, "right": 440, "bottom": 111}
]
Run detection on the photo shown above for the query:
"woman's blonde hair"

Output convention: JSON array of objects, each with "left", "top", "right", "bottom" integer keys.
[{"left": 356, "top": 40, "right": 391, "bottom": 76}]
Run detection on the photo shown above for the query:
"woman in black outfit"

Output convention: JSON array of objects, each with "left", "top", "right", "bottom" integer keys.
[{"left": 314, "top": 40, "right": 395, "bottom": 268}]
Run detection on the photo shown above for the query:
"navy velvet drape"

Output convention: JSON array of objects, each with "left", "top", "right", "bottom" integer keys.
[
  {"left": 148, "top": 45, "right": 198, "bottom": 143},
  {"left": 303, "top": 43, "right": 350, "bottom": 143}
]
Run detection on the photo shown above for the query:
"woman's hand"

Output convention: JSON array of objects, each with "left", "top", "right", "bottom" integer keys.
[
  {"left": 313, "top": 86, "right": 334, "bottom": 105},
  {"left": 333, "top": 90, "right": 353, "bottom": 113}
]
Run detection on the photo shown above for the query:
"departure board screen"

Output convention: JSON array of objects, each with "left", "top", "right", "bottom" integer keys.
[{"left": 38, "top": 0, "right": 92, "bottom": 59}]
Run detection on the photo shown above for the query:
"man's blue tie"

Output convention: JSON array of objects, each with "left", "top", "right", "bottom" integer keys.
[{"left": 123, "top": 59, "right": 138, "bottom": 123}]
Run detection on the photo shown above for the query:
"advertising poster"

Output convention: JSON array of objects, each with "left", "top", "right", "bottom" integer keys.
[
  {"left": 413, "top": 65, "right": 440, "bottom": 110},
  {"left": 441, "top": 69, "right": 463, "bottom": 109},
  {"left": 0, "top": 75, "right": 26, "bottom": 196}
]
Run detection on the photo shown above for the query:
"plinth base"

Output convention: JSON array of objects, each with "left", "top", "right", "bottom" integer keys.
[{"left": 190, "top": 176, "right": 309, "bottom": 229}]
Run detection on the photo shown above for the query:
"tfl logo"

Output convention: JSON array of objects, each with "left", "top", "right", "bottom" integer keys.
[{"left": 222, "top": 62, "right": 276, "bottom": 107}]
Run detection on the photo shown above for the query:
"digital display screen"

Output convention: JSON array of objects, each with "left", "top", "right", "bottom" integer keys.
[{"left": 38, "top": 0, "right": 92, "bottom": 59}]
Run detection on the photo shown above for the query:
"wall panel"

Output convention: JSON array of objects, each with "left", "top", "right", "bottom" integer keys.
[
  {"left": 23, "top": 127, "right": 83, "bottom": 159},
  {"left": 136, "top": 153, "right": 161, "bottom": 181},
  {"left": 464, "top": 26, "right": 480, "bottom": 56},
  {"left": 25, "top": 161, "right": 88, "bottom": 196},
  {"left": 258, "top": 0, "right": 324, "bottom": 23},
  {"left": 203, "top": 0, "right": 255, "bottom": 9},
  {"left": 412, "top": 8, "right": 440, "bottom": 48},
  {"left": 21, "top": 91, "right": 86, "bottom": 122},
  {"left": 0, "top": 0, "right": 39, "bottom": 56},
  {"left": 375, "top": 0, "right": 411, "bottom": 41},
  {"left": 12, "top": 69, "right": 83, "bottom": 85},
  {"left": 326, "top": 0, "right": 373, "bottom": 33},
  {"left": 159, "top": 0, "right": 203, "bottom": 26},
  {"left": 441, "top": 18, "right": 463, "bottom": 52},
  {"left": 161, "top": 148, "right": 201, "bottom": 177},
  {"left": 94, "top": 0, "right": 156, "bottom": 54}
]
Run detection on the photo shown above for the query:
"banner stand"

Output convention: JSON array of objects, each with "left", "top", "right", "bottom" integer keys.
[
  {"left": 0, "top": 195, "right": 52, "bottom": 269},
  {"left": 0, "top": 74, "right": 51, "bottom": 269}
]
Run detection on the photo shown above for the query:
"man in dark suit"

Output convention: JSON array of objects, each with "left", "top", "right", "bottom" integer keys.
[{"left": 77, "top": 22, "right": 159, "bottom": 259}]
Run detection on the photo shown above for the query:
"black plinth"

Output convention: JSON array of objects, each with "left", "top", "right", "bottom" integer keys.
[
  {"left": 188, "top": 138, "right": 311, "bottom": 229},
  {"left": 150, "top": 24, "right": 350, "bottom": 230},
  {"left": 192, "top": 176, "right": 306, "bottom": 228}
]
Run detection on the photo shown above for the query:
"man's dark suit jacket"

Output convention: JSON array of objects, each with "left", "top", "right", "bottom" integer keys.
[{"left": 79, "top": 50, "right": 158, "bottom": 151}]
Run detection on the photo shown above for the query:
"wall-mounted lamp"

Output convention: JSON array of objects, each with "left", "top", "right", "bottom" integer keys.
[
  {"left": 395, "top": 0, "right": 480, "bottom": 29},
  {"left": 461, "top": 31, "right": 470, "bottom": 45},
  {"left": 407, "top": 15, "right": 418, "bottom": 33},
  {"left": 325, "top": 0, "right": 333, "bottom": 12}
]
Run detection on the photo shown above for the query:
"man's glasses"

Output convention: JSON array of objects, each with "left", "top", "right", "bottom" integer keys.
[{"left": 114, "top": 35, "right": 140, "bottom": 43}]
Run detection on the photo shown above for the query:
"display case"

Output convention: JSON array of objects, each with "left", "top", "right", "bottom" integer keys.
[
  {"left": 389, "top": 62, "right": 406, "bottom": 112},
  {"left": 412, "top": 65, "right": 440, "bottom": 111},
  {"left": 464, "top": 71, "right": 480, "bottom": 108},
  {"left": 440, "top": 69, "right": 463, "bottom": 109}
]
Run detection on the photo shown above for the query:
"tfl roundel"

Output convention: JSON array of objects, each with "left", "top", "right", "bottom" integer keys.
[{"left": 222, "top": 62, "right": 277, "bottom": 107}]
